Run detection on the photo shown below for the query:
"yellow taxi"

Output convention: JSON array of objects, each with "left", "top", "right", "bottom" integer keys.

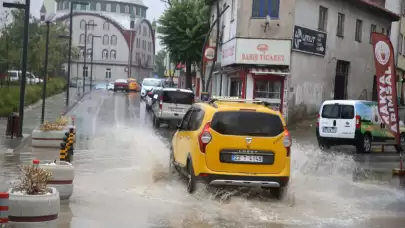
[
  {"left": 127, "top": 78, "right": 139, "bottom": 92},
  {"left": 170, "top": 97, "right": 291, "bottom": 198}
]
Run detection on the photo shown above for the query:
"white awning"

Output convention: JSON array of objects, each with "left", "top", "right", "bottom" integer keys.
[{"left": 248, "top": 68, "right": 290, "bottom": 76}]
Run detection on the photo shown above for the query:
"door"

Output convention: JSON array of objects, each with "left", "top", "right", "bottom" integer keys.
[
  {"left": 319, "top": 104, "right": 343, "bottom": 138},
  {"left": 174, "top": 109, "right": 193, "bottom": 166},
  {"left": 334, "top": 60, "right": 350, "bottom": 100},
  {"left": 230, "top": 79, "right": 242, "bottom": 97},
  {"left": 181, "top": 108, "right": 205, "bottom": 164},
  {"left": 338, "top": 104, "right": 356, "bottom": 139}
]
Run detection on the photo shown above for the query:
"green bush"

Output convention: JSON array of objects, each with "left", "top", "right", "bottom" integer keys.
[{"left": 0, "top": 77, "right": 67, "bottom": 117}]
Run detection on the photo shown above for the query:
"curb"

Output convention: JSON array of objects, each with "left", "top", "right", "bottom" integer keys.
[{"left": 63, "top": 90, "right": 92, "bottom": 115}]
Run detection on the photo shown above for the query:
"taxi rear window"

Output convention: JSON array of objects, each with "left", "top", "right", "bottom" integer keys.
[{"left": 211, "top": 111, "right": 284, "bottom": 137}]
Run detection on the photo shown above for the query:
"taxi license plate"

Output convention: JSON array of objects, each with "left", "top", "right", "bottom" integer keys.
[
  {"left": 232, "top": 155, "right": 263, "bottom": 163},
  {"left": 323, "top": 127, "right": 337, "bottom": 133}
]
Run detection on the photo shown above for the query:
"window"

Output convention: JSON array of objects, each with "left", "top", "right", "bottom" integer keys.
[
  {"left": 82, "top": 66, "right": 88, "bottom": 78},
  {"left": 63, "top": 1, "right": 68, "bottom": 9},
  {"left": 355, "top": 19, "right": 362, "bottom": 42},
  {"left": 103, "top": 35, "right": 109, "bottom": 45},
  {"left": 125, "top": 5, "right": 129, "bottom": 13},
  {"left": 80, "top": 20, "right": 86, "bottom": 29},
  {"left": 231, "top": 0, "right": 235, "bottom": 19},
  {"left": 90, "top": 2, "right": 96, "bottom": 10},
  {"left": 130, "top": 20, "right": 135, "bottom": 29},
  {"left": 211, "top": 112, "right": 283, "bottom": 137},
  {"left": 79, "top": 34, "right": 85, "bottom": 44},
  {"left": 86, "top": 49, "right": 92, "bottom": 59},
  {"left": 102, "top": 49, "right": 108, "bottom": 59},
  {"left": 111, "top": 35, "right": 117, "bottom": 45},
  {"left": 254, "top": 80, "right": 281, "bottom": 99},
  {"left": 116, "top": 4, "right": 120, "bottom": 12},
  {"left": 79, "top": 49, "right": 84, "bottom": 59},
  {"left": 103, "top": 22, "right": 109, "bottom": 30},
  {"left": 136, "top": 52, "right": 140, "bottom": 62},
  {"left": 106, "top": 3, "right": 111, "bottom": 11},
  {"left": 188, "top": 109, "right": 205, "bottom": 131},
  {"left": 318, "top": 6, "right": 328, "bottom": 31},
  {"left": 370, "top": 24, "right": 376, "bottom": 43},
  {"left": 105, "top": 68, "right": 111, "bottom": 79},
  {"left": 252, "top": 0, "right": 280, "bottom": 18},
  {"left": 88, "top": 20, "right": 95, "bottom": 30},
  {"left": 321, "top": 105, "right": 354, "bottom": 119},
  {"left": 400, "top": 34, "right": 403, "bottom": 55},
  {"left": 337, "top": 13, "right": 344, "bottom": 37},
  {"left": 96, "top": 2, "right": 101, "bottom": 10},
  {"left": 87, "top": 34, "right": 92, "bottom": 43},
  {"left": 163, "top": 91, "right": 194, "bottom": 105},
  {"left": 110, "top": 50, "right": 116, "bottom": 59},
  {"left": 136, "top": 7, "right": 140, "bottom": 15},
  {"left": 80, "top": 4, "right": 86, "bottom": 10}
]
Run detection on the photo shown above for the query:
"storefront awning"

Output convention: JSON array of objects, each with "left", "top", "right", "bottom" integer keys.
[{"left": 248, "top": 68, "right": 290, "bottom": 76}]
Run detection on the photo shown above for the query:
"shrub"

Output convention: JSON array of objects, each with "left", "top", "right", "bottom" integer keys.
[
  {"left": 16, "top": 163, "right": 52, "bottom": 195},
  {"left": 0, "top": 77, "right": 67, "bottom": 117}
]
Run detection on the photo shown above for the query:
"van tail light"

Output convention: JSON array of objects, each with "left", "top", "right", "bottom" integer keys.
[
  {"left": 159, "top": 96, "right": 163, "bottom": 110},
  {"left": 198, "top": 122, "right": 212, "bottom": 153},
  {"left": 316, "top": 114, "right": 320, "bottom": 126},
  {"left": 147, "top": 91, "right": 153, "bottom": 96},
  {"left": 356, "top": 115, "right": 361, "bottom": 129},
  {"left": 283, "top": 129, "right": 292, "bottom": 157}
]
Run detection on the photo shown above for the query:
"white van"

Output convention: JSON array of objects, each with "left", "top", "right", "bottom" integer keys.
[
  {"left": 151, "top": 88, "right": 194, "bottom": 128},
  {"left": 8, "top": 70, "right": 43, "bottom": 84},
  {"left": 317, "top": 100, "right": 405, "bottom": 153}
]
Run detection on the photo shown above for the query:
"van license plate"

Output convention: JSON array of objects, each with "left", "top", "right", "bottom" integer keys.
[
  {"left": 323, "top": 127, "right": 337, "bottom": 133},
  {"left": 232, "top": 155, "right": 263, "bottom": 163}
]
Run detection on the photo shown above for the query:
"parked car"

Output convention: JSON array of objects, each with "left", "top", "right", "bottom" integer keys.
[
  {"left": 145, "top": 87, "right": 160, "bottom": 110},
  {"left": 114, "top": 79, "right": 128, "bottom": 92},
  {"left": 141, "top": 78, "right": 164, "bottom": 99},
  {"left": 151, "top": 88, "right": 194, "bottom": 128},
  {"left": 107, "top": 83, "right": 114, "bottom": 91},
  {"left": 316, "top": 100, "right": 405, "bottom": 153},
  {"left": 8, "top": 70, "right": 43, "bottom": 84},
  {"left": 94, "top": 83, "right": 107, "bottom": 90},
  {"left": 170, "top": 97, "right": 291, "bottom": 198}
]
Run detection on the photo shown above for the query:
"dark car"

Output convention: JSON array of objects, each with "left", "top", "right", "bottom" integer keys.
[{"left": 114, "top": 79, "right": 128, "bottom": 92}]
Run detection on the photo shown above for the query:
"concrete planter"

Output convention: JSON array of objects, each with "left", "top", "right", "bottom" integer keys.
[
  {"left": 39, "top": 161, "right": 74, "bottom": 200},
  {"left": 31, "top": 129, "right": 66, "bottom": 149},
  {"left": 8, "top": 187, "right": 60, "bottom": 228}
]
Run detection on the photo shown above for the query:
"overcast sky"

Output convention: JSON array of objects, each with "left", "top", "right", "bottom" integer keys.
[{"left": 145, "top": 0, "right": 166, "bottom": 53}]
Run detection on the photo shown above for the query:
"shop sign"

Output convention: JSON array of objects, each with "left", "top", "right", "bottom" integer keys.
[
  {"left": 221, "top": 38, "right": 237, "bottom": 67},
  {"left": 293, "top": 25, "right": 327, "bottom": 56},
  {"left": 235, "top": 39, "right": 291, "bottom": 66}
]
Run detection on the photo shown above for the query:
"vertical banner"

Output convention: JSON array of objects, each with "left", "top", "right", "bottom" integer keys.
[{"left": 371, "top": 32, "right": 400, "bottom": 144}]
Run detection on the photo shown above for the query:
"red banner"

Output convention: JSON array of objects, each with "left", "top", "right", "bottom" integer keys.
[{"left": 371, "top": 32, "right": 400, "bottom": 144}]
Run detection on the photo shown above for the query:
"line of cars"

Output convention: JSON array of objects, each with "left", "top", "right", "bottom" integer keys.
[{"left": 139, "top": 81, "right": 291, "bottom": 198}]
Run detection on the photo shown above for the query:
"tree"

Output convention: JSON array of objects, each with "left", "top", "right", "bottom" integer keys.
[
  {"left": 157, "top": 0, "right": 209, "bottom": 89},
  {"left": 0, "top": 9, "right": 74, "bottom": 77},
  {"left": 154, "top": 49, "right": 166, "bottom": 78}
]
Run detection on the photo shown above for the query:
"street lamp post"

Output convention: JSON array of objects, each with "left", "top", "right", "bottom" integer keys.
[
  {"left": 83, "top": 22, "right": 96, "bottom": 93},
  {"left": 41, "top": 19, "right": 51, "bottom": 124},
  {"left": 3, "top": 0, "right": 31, "bottom": 137},
  {"left": 66, "top": 1, "right": 88, "bottom": 108},
  {"left": 90, "top": 35, "right": 101, "bottom": 90}
]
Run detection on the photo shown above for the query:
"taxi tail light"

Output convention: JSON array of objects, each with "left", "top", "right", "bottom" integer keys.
[
  {"left": 198, "top": 122, "right": 212, "bottom": 153},
  {"left": 356, "top": 115, "right": 361, "bottom": 129},
  {"left": 316, "top": 114, "right": 320, "bottom": 126},
  {"left": 283, "top": 129, "right": 292, "bottom": 157}
]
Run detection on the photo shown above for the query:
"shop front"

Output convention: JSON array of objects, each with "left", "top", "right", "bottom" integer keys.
[{"left": 220, "top": 38, "right": 291, "bottom": 120}]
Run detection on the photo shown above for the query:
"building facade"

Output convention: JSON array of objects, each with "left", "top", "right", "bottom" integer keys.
[
  {"left": 206, "top": 0, "right": 399, "bottom": 124},
  {"left": 52, "top": 0, "right": 155, "bottom": 85}
]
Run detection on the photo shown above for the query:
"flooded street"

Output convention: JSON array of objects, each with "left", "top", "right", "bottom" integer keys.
[{"left": 2, "top": 90, "right": 405, "bottom": 228}]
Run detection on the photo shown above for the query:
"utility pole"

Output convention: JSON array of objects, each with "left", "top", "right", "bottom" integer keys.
[{"left": 41, "top": 20, "right": 51, "bottom": 124}]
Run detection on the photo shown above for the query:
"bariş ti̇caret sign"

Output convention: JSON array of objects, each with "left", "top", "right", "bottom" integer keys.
[{"left": 371, "top": 32, "right": 400, "bottom": 144}]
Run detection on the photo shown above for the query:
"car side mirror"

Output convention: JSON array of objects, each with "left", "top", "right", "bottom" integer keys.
[{"left": 153, "top": 94, "right": 158, "bottom": 100}]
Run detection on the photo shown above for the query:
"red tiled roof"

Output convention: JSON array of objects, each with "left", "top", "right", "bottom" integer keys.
[{"left": 355, "top": 0, "right": 400, "bottom": 21}]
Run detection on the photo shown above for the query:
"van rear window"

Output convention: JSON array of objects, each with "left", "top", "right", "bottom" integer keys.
[
  {"left": 321, "top": 104, "right": 354, "bottom": 119},
  {"left": 211, "top": 111, "right": 284, "bottom": 137},
  {"left": 163, "top": 91, "right": 194, "bottom": 104}
]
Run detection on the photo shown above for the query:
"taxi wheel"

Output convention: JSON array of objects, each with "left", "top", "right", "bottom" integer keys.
[{"left": 186, "top": 161, "right": 196, "bottom": 194}]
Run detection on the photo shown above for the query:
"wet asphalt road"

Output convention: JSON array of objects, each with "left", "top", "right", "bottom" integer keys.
[{"left": 3, "top": 89, "right": 405, "bottom": 227}]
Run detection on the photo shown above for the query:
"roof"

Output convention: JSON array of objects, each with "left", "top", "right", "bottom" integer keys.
[
  {"left": 350, "top": 0, "right": 400, "bottom": 21},
  {"left": 54, "top": 11, "right": 143, "bottom": 30}
]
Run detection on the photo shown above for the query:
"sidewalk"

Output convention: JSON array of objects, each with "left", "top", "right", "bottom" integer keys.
[{"left": 0, "top": 87, "right": 89, "bottom": 152}]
